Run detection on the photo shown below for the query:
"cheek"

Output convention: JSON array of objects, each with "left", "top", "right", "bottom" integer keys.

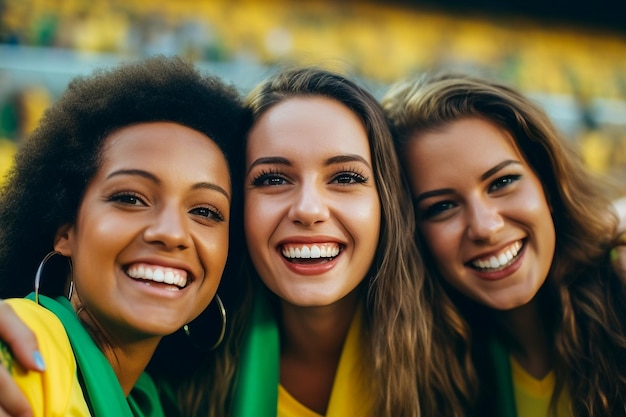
[
  {"left": 350, "top": 198, "right": 381, "bottom": 236},
  {"left": 203, "top": 228, "right": 230, "bottom": 266},
  {"left": 420, "top": 223, "right": 454, "bottom": 263},
  {"left": 243, "top": 200, "right": 272, "bottom": 271}
]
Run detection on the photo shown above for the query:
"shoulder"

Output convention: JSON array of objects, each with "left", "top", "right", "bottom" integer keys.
[
  {"left": 4, "top": 298, "right": 69, "bottom": 350},
  {"left": 1, "top": 298, "right": 90, "bottom": 416}
]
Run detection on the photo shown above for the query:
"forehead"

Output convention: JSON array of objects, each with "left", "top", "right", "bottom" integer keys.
[
  {"left": 246, "top": 96, "right": 371, "bottom": 161},
  {"left": 405, "top": 118, "right": 526, "bottom": 186},
  {"left": 408, "top": 118, "right": 522, "bottom": 160},
  {"left": 100, "top": 121, "right": 230, "bottom": 182}
]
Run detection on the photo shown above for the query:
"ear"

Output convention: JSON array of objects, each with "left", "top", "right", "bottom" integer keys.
[{"left": 53, "top": 224, "right": 74, "bottom": 257}]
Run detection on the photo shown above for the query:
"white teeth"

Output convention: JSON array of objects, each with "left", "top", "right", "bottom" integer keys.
[
  {"left": 282, "top": 244, "right": 340, "bottom": 259},
  {"left": 498, "top": 253, "right": 508, "bottom": 265},
  {"left": 127, "top": 265, "right": 188, "bottom": 288},
  {"left": 472, "top": 241, "right": 523, "bottom": 271}
]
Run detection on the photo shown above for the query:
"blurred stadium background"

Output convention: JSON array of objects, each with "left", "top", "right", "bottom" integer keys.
[{"left": 1, "top": 0, "right": 625, "bottom": 183}]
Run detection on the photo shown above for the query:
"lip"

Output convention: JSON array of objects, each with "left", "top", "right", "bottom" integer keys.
[
  {"left": 467, "top": 242, "right": 527, "bottom": 281},
  {"left": 277, "top": 235, "right": 345, "bottom": 246},
  {"left": 280, "top": 254, "right": 341, "bottom": 276}
]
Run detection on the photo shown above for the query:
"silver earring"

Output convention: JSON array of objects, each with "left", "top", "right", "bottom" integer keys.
[
  {"left": 34, "top": 251, "right": 73, "bottom": 304},
  {"left": 183, "top": 293, "right": 226, "bottom": 350}
]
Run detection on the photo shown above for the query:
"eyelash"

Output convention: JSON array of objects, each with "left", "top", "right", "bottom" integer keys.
[
  {"left": 190, "top": 206, "right": 225, "bottom": 222},
  {"left": 108, "top": 192, "right": 225, "bottom": 222},
  {"left": 109, "top": 192, "right": 145, "bottom": 206},
  {"left": 250, "top": 168, "right": 287, "bottom": 187},
  {"left": 489, "top": 174, "right": 522, "bottom": 192},
  {"left": 420, "top": 174, "right": 523, "bottom": 220},
  {"left": 420, "top": 201, "right": 455, "bottom": 220},
  {"left": 250, "top": 167, "right": 369, "bottom": 187},
  {"left": 332, "top": 170, "right": 368, "bottom": 185}
]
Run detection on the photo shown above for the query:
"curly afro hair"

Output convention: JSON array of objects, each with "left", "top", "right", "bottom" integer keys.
[{"left": 0, "top": 55, "right": 250, "bottom": 297}]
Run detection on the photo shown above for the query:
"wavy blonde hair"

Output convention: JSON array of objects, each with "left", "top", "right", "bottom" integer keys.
[{"left": 382, "top": 72, "right": 626, "bottom": 417}]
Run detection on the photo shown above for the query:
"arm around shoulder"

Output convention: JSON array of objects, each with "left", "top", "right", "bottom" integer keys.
[{"left": 2, "top": 299, "right": 90, "bottom": 417}]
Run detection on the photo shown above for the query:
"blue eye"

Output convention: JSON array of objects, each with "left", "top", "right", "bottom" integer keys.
[
  {"left": 489, "top": 175, "right": 521, "bottom": 192},
  {"left": 421, "top": 200, "right": 456, "bottom": 219}
]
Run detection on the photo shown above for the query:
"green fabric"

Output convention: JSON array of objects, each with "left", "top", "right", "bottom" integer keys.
[
  {"left": 26, "top": 293, "right": 164, "bottom": 417},
  {"left": 489, "top": 337, "right": 517, "bottom": 417},
  {"left": 231, "top": 291, "right": 280, "bottom": 417}
]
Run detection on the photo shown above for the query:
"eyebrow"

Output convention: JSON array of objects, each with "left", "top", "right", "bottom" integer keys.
[
  {"left": 246, "top": 154, "right": 372, "bottom": 174},
  {"left": 413, "top": 159, "right": 522, "bottom": 205},
  {"left": 325, "top": 154, "right": 372, "bottom": 169},
  {"left": 246, "top": 156, "right": 290, "bottom": 175},
  {"left": 106, "top": 169, "right": 231, "bottom": 201},
  {"left": 480, "top": 160, "right": 521, "bottom": 181}
]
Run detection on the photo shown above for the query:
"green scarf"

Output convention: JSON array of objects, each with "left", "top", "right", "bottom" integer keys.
[
  {"left": 489, "top": 336, "right": 517, "bottom": 417},
  {"left": 231, "top": 291, "right": 280, "bottom": 417},
  {"left": 27, "top": 293, "right": 164, "bottom": 417}
]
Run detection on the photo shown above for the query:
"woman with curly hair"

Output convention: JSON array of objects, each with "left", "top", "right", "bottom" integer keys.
[
  {"left": 0, "top": 55, "right": 249, "bottom": 417},
  {"left": 382, "top": 72, "right": 626, "bottom": 417}
]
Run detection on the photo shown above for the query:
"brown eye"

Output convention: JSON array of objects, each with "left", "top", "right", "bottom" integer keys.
[
  {"left": 109, "top": 192, "right": 145, "bottom": 206},
  {"left": 332, "top": 172, "right": 367, "bottom": 185},
  {"left": 190, "top": 206, "right": 224, "bottom": 222}
]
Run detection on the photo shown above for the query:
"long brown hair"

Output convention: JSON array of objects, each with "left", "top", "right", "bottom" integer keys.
[
  {"left": 383, "top": 72, "right": 626, "bottom": 416},
  {"left": 241, "top": 66, "right": 435, "bottom": 417}
]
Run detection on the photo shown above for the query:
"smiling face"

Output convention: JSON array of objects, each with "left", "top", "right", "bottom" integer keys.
[
  {"left": 244, "top": 97, "right": 381, "bottom": 308},
  {"left": 54, "top": 121, "right": 231, "bottom": 341},
  {"left": 404, "top": 117, "right": 555, "bottom": 310}
]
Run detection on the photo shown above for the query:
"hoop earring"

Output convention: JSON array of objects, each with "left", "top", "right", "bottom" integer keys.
[
  {"left": 183, "top": 293, "right": 226, "bottom": 351},
  {"left": 34, "top": 251, "right": 73, "bottom": 304}
]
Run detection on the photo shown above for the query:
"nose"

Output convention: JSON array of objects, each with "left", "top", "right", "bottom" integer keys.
[
  {"left": 143, "top": 204, "right": 191, "bottom": 250},
  {"left": 288, "top": 181, "right": 330, "bottom": 226},
  {"left": 465, "top": 198, "right": 504, "bottom": 244}
]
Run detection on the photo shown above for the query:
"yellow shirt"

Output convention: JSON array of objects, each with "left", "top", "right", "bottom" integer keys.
[
  {"left": 0, "top": 298, "right": 91, "bottom": 416},
  {"left": 278, "top": 307, "right": 373, "bottom": 417},
  {"left": 511, "top": 357, "right": 570, "bottom": 417}
]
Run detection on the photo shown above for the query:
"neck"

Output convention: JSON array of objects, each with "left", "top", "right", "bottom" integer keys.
[
  {"left": 77, "top": 312, "right": 160, "bottom": 396},
  {"left": 280, "top": 293, "right": 358, "bottom": 358},
  {"left": 279, "top": 290, "right": 359, "bottom": 414},
  {"left": 496, "top": 297, "right": 552, "bottom": 379},
  {"left": 102, "top": 338, "right": 160, "bottom": 395}
]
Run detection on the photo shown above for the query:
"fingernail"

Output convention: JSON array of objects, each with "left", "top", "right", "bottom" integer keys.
[{"left": 33, "top": 351, "right": 45, "bottom": 371}]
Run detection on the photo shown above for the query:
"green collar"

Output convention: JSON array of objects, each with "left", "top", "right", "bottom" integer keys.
[
  {"left": 230, "top": 290, "right": 279, "bottom": 417},
  {"left": 27, "top": 293, "right": 164, "bottom": 417},
  {"left": 488, "top": 336, "right": 517, "bottom": 417}
]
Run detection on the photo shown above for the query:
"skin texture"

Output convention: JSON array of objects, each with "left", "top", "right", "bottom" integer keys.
[
  {"left": 245, "top": 97, "right": 381, "bottom": 309},
  {"left": 244, "top": 96, "right": 381, "bottom": 413},
  {"left": 406, "top": 117, "right": 555, "bottom": 311},
  {"left": 0, "top": 302, "right": 39, "bottom": 417},
  {"left": 55, "top": 121, "right": 231, "bottom": 394}
]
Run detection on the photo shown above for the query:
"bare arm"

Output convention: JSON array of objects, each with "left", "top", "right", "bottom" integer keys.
[{"left": 0, "top": 301, "right": 43, "bottom": 417}]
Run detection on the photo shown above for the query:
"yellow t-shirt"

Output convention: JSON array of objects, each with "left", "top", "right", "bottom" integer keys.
[
  {"left": 0, "top": 298, "right": 91, "bottom": 416},
  {"left": 277, "top": 307, "right": 373, "bottom": 417},
  {"left": 511, "top": 356, "right": 570, "bottom": 417}
]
